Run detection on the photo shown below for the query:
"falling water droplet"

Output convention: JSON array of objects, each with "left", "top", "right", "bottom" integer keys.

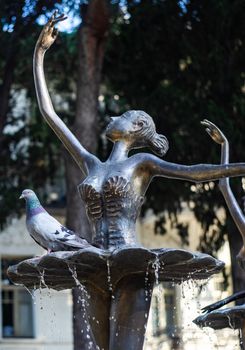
[
  {"left": 227, "top": 314, "right": 235, "bottom": 330},
  {"left": 24, "top": 285, "right": 36, "bottom": 301},
  {"left": 144, "top": 263, "right": 150, "bottom": 302},
  {"left": 152, "top": 255, "right": 162, "bottom": 305}
]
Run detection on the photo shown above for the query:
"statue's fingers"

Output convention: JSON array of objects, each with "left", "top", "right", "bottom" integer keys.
[
  {"left": 53, "top": 14, "right": 67, "bottom": 24},
  {"left": 201, "top": 305, "right": 213, "bottom": 313},
  {"left": 201, "top": 118, "right": 211, "bottom": 124},
  {"left": 201, "top": 301, "right": 222, "bottom": 313},
  {"left": 206, "top": 128, "right": 218, "bottom": 141},
  {"left": 52, "top": 28, "right": 59, "bottom": 39},
  {"left": 205, "top": 120, "right": 217, "bottom": 128},
  {"left": 50, "top": 10, "right": 62, "bottom": 27},
  {"left": 201, "top": 120, "right": 211, "bottom": 128},
  {"left": 201, "top": 120, "right": 220, "bottom": 134},
  {"left": 211, "top": 127, "right": 223, "bottom": 139},
  {"left": 206, "top": 123, "right": 221, "bottom": 136},
  {"left": 205, "top": 127, "right": 212, "bottom": 136},
  {"left": 49, "top": 10, "right": 58, "bottom": 25},
  {"left": 53, "top": 9, "right": 59, "bottom": 19}
]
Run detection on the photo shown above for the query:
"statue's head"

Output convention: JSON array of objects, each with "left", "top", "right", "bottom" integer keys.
[{"left": 105, "top": 110, "right": 169, "bottom": 156}]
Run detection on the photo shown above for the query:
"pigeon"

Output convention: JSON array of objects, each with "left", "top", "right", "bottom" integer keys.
[{"left": 20, "top": 189, "right": 91, "bottom": 253}]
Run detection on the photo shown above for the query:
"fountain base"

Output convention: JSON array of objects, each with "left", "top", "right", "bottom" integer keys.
[{"left": 8, "top": 246, "right": 224, "bottom": 350}]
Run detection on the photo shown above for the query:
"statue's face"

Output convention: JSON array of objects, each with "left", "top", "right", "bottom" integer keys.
[{"left": 105, "top": 111, "right": 148, "bottom": 144}]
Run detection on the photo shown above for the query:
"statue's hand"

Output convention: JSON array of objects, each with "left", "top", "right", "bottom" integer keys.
[
  {"left": 201, "top": 119, "right": 227, "bottom": 145},
  {"left": 36, "top": 11, "right": 67, "bottom": 51}
]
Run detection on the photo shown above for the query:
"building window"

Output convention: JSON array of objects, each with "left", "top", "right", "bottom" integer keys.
[
  {"left": 1, "top": 257, "right": 34, "bottom": 338},
  {"left": 152, "top": 295, "right": 160, "bottom": 336},
  {"left": 164, "top": 293, "right": 175, "bottom": 336},
  {"left": 164, "top": 282, "right": 176, "bottom": 337},
  {"left": 151, "top": 282, "right": 177, "bottom": 338}
]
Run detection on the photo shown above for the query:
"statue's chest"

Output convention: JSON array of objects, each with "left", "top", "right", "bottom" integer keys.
[{"left": 78, "top": 173, "right": 141, "bottom": 222}]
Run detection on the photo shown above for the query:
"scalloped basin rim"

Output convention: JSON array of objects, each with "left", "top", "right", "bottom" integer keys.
[{"left": 7, "top": 246, "right": 224, "bottom": 292}]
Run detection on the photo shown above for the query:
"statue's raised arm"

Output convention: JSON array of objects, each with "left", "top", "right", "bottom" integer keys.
[
  {"left": 33, "top": 12, "right": 99, "bottom": 175},
  {"left": 202, "top": 120, "right": 245, "bottom": 265}
]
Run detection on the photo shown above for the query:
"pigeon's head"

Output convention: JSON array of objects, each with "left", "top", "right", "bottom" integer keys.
[{"left": 19, "top": 189, "right": 37, "bottom": 201}]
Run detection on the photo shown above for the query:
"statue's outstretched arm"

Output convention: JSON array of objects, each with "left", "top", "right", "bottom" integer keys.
[
  {"left": 144, "top": 154, "right": 245, "bottom": 183},
  {"left": 202, "top": 120, "right": 245, "bottom": 240},
  {"left": 140, "top": 122, "right": 245, "bottom": 182},
  {"left": 33, "top": 12, "right": 99, "bottom": 175}
]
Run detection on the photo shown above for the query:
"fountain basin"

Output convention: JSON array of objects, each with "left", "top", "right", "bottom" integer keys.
[
  {"left": 7, "top": 246, "right": 224, "bottom": 291},
  {"left": 193, "top": 305, "right": 245, "bottom": 329}
]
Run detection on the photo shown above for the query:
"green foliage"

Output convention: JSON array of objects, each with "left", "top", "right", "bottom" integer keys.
[
  {"left": 104, "top": 0, "right": 245, "bottom": 254},
  {"left": 0, "top": 0, "right": 76, "bottom": 228},
  {"left": 0, "top": 100, "right": 64, "bottom": 227}
]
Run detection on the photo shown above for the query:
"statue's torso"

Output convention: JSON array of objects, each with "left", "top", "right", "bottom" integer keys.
[{"left": 78, "top": 161, "right": 145, "bottom": 249}]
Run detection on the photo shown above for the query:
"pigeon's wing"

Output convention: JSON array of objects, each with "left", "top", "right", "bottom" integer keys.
[
  {"left": 55, "top": 228, "right": 90, "bottom": 249},
  {"left": 29, "top": 213, "right": 62, "bottom": 239},
  {"left": 31, "top": 213, "right": 90, "bottom": 249},
  {"left": 27, "top": 213, "right": 63, "bottom": 250},
  {"left": 29, "top": 232, "right": 48, "bottom": 251}
]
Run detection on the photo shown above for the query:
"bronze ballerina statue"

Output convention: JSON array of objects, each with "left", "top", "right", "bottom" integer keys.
[
  {"left": 9, "top": 11, "right": 245, "bottom": 350},
  {"left": 34, "top": 12, "right": 245, "bottom": 251}
]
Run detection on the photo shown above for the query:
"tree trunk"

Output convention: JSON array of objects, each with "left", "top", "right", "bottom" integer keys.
[{"left": 64, "top": 1, "right": 110, "bottom": 349}]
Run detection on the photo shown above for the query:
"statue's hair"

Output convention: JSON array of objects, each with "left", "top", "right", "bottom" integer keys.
[{"left": 124, "top": 110, "right": 169, "bottom": 157}]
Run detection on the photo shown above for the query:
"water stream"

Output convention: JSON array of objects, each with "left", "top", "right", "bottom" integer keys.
[
  {"left": 24, "top": 285, "right": 36, "bottom": 303},
  {"left": 239, "top": 328, "right": 243, "bottom": 350},
  {"left": 144, "top": 262, "right": 150, "bottom": 303},
  {"left": 152, "top": 255, "right": 162, "bottom": 305},
  {"left": 67, "top": 264, "right": 94, "bottom": 345}
]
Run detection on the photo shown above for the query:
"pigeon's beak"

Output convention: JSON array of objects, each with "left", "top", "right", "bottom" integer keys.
[{"left": 19, "top": 194, "right": 24, "bottom": 199}]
